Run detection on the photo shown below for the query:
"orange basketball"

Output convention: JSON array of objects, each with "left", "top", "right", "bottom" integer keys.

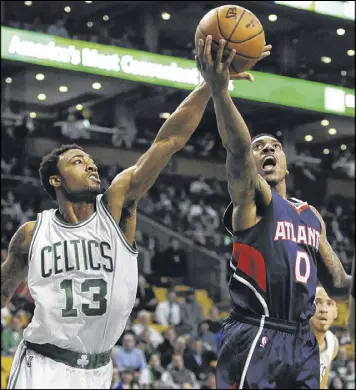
[{"left": 195, "top": 5, "right": 265, "bottom": 74}]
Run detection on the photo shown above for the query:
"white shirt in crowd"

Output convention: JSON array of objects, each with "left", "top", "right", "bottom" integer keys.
[{"left": 155, "top": 301, "right": 181, "bottom": 326}]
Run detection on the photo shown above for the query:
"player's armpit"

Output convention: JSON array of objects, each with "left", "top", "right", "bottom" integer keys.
[
  {"left": 1, "top": 221, "right": 35, "bottom": 308},
  {"left": 311, "top": 206, "right": 351, "bottom": 299}
]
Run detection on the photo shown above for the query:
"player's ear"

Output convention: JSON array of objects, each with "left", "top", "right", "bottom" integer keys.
[{"left": 49, "top": 175, "right": 61, "bottom": 189}]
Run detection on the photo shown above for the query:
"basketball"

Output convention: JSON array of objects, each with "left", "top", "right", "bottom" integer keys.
[{"left": 195, "top": 5, "right": 265, "bottom": 74}]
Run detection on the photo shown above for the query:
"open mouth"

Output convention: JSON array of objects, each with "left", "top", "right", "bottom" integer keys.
[
  {"left": 261, "top": 156, "right": 277, "bottom": 173},
  {"left": 88, "top": 174, "right": 101, "bottom": 183}
]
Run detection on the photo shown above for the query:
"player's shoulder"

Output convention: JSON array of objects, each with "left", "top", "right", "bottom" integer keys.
[{"left": 9, "top": 220, "right": 37, "bottom": 254}]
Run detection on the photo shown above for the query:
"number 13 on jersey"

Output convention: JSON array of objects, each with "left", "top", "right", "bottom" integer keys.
[{"left": 60, "top": 278, "right": 108, "bottom": 317}]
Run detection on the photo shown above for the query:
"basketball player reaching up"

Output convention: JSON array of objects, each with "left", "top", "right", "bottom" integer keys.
[
  {"left": 310, "top": 287, "right": 339, "bottom": 389},
  {"left": 1, "top": 81, "right": 214, "bottom": 389},
  {"left": 196, "top": 35, "right": 351, "bottom": 389}
]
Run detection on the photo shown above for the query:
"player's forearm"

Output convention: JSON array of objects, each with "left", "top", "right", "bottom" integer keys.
[
  {"left": 153, "top": 81, "right": 211, "bottom": 146},
  {"left": 212, "top": 89, "right": 251, "bottom": 153}
]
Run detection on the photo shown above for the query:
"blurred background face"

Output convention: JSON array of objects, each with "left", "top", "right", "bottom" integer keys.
[
  {"left": 11, "top": 315, "right": 22, "bottom": 331},
  {"left": 175, "top": 337, "right": 186, "bottom": 352},
  {"left": 310, "top": 287, "right": 337, "bottom": 332},
  {"left": 166, "top": 328, "right": 177, "bottom": 342},
  {"left": 193, "top": 340, "right": 203, "bottom": 354},
  {"left": 173, "top": 354, "right": 183, "bottom": 369},
  {"left": 123, "top": 334, "right": 135, "bottom": 351},
  {"left": 251, "top": 137, "right": 288, "bottom": 187},
  {"left": 55, "top": 149, "right": 101, "bottom": 203},
  {"left": 138, "top": 311, "right": 150, "bottom": 326},
  {"left": 168, "top": 291, "right": 177, "bottom": 304},
  {"left": 122, "top": 371, "right": 134, "bottom": 384},
  {"left": 209, "top": 306, "right": 219, "bottom": 320},
  {"left": 149, "top": 354, "right": 161, "bottom": 367},
  {"left": 199, "top": 322, "right": 209, "bottom": 334}
]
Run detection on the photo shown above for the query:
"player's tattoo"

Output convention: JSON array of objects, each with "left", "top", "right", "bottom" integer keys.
[
  {"left": 320, "top": 238, "right": 351, "bottom": 289},
  {"left": 1, "top": 224, "right": 32, "bottom": 308}
]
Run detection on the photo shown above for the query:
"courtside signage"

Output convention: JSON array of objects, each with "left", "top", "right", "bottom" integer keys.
[{"left": 1, "top": 27, "right": 354, "bottom": 116}]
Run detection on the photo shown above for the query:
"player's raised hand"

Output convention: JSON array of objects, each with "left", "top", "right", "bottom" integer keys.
[{"left": 196, "top": 35, "right": 236, "bottom": 94}]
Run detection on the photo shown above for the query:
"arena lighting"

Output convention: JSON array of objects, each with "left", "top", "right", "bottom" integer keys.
[
  {"left": 59, "top": 85, "right": 68, "bottom": 92},
  {"left": 37, "top": 93, "right": 46, "bottom": 100},
  {"left": 341, "top": 70, "right": 347, "bottom": 76},
  {"left": 323, "top": 149, "right": 330, "bottom": 155},
  {"left": 347, "top": 49, "right": 355, "bottom": 56},
  {"left": 321, "top": 119, "right": 329, "bottom": 126},
  {"left": 92, "top": 82, "right": 101, "bottom": 90},
  {"left": 337, "top": 28, "right": 345, "bottom": 35},
  {"left": 24, "top": 1, "right": 32, "bottom": 6},
  {"left": 87, "top": 21, "right": 93, "bottom": 28},
  {"left": 328, "top": 128, "right": 337, "bottom": 135},
  {"left": 36, "top": 73, "right": 45, "bottom": 80},
  {"left": 340, "top": 144, "right": 347, "bottom": 150},
  {"left": 321, "top": 56, "right": 332, "bottom": 64},
  {"left": 5, "top": 77, "right": 12, "bottom": 84},
  {"left": 276, "top": 130, "right": 282, "bottom": 136},
  {"left": 161, "top": 12, "right": 171, "bottom": 20},
  {"left": 76, "top": 104, "right": 83, "bottom": 110},
  {"left": 304, "top": 135, "right": 313, "bottom": 142},
  {"left": 64, "top": 6, "right": 71, "bottom": 13},
  {"left": 85, "top": 1, "right": 93, "bottom": 3},
  {"left": 103, "top": 15, "right": 109, "bottom": 21},
  {"left": 29, "top": 112, "right": 37, "bottom": 118},
  {"left": 268, "top": 14, "right": 278, "bottom": 22},
  {"left": 159, "top": 112, "right": 171, "bottom": 119}
]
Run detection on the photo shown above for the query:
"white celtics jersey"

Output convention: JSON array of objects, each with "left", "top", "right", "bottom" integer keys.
[
  {"left": 24, "top": 194, "right": 139, "bottom": 354},
  {"left": 320, "top": 330, "right": 336, "bottom": 380}
]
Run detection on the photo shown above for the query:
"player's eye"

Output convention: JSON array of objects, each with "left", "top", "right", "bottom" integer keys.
[
  {"left": 74, "top": 160, "right": 82, "bottom": 164},
  {"left": 274, "top": 144, "right": 281, "bottom": 149}
]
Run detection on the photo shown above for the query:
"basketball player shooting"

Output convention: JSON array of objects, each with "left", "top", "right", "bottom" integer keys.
[
  {"left": 1, "top": 81, "right": 212, "bottom": 389},
  {"left": 310, "top": 287, "right": 339, "bottom": 389},
  {"left": 196, "top": 36, "right": 351, "bottom": 389}
]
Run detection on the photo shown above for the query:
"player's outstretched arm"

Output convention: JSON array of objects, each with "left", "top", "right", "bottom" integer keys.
[
  {"left": 1, "top": 221, "right": 35, "bottom": 308},
  {"left": 101, "top": 82, "right": 211, "bottom": 242},
  {"left": 311, "top": 206, "right": 352, "bottom": 299},
  {"left": 196, "top": 36, "right": 272, "bottom": 231}
]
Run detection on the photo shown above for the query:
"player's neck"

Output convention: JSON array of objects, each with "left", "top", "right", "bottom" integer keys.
[
  {"left": 272, "top": 180, "right": 287, "bottom": 199},
  {"left": 57, "top": 199, "right": 96, "bottom": 224},
  {"left": 311, "top": 324, "right": 327, "bottom": 350}
]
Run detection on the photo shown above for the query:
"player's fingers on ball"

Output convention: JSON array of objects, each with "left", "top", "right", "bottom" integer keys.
[
  {"left": 260, "top": 51, "right": 270, "bottom": 60},
  {"left": 215, "top": 39, "right": 225, "bottom": 67},
  {"left": 204, "top": 35, "right": 213, "bottom": 64},
  {"left": 263, "top": 44, "right": 272, "bottom": 52},
  {"left": 222, "top": 49, "right": 236, "bottom": 72}
]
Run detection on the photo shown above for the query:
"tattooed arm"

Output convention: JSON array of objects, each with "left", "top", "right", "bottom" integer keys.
[
  {"left": 310, "top": 206, "right": 351, "bottom": 299},
  {"left": 1, "top": 221, "right": 36, "bottom": 308}
]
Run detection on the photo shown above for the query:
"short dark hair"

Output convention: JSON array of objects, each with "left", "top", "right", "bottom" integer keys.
[
  {"left": 251, "top": 133, "right": 280, "bottom": 143},
  {"left": 39, "top": 144, "right": 83, "bottom": 200}
]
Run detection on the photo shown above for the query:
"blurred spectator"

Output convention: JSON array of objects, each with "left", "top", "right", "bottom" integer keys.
[
  {"left": 158, "top": 328, "right": 177, "bottom": 367},
  {"left": 329, "top": 374, "right": 346, "bottom": 389},
  {"left": 155, "top": 290, "right": 181, "bottom": 326},
  {"left": 139, "top": 353, "right": 176, "bottom": 389},
  {"left": 112, "top": 369, "right": 140, "bottom": 389},
  {"left": 134, "top": 273, "right": 158, "bottom": 314},
  {"left": 189, "top": 176, "right": 214, "bottom": 196},
  {"left": 180, "top": 289, "right": 203, "bottom": 333},
  {"left": 112, "top": 333, "right": 147, "bottom": 371},
  {"left": 344, "top": 359, "right": 355, "bottom": 389},
  {"left": 132, "top": 310, "right": 163, "bottom": 348},
  {"left": 47, "top": 18, "right": 69, "bottom": 38},
  {"left": 206, "top": 306, "right": 222, "bottom": 334},
  {"left": 167, "top": 354, "right": 199, "bottom": 389},
  {"left": 201, "top": 372, "right": 217, "bottom": 389},
  {"left": 1, "top": 314, "right": 24, "bottom": 355},
  {"left": 183, "top": 339, "right": 214, "bottom": 381},
  {"left": 189, "top": 320, "right": 218, "bottom": 353}
]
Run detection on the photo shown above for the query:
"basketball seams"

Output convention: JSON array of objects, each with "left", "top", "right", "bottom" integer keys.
[
  {"left": 228, "top": 28, "right": 264, "bottom": 44},
  {"left": 227, "top": 9, "right": 246, "bottom": 44},
  {"left": 216, "top": 8, "right": 225, "bottom": 38}
]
